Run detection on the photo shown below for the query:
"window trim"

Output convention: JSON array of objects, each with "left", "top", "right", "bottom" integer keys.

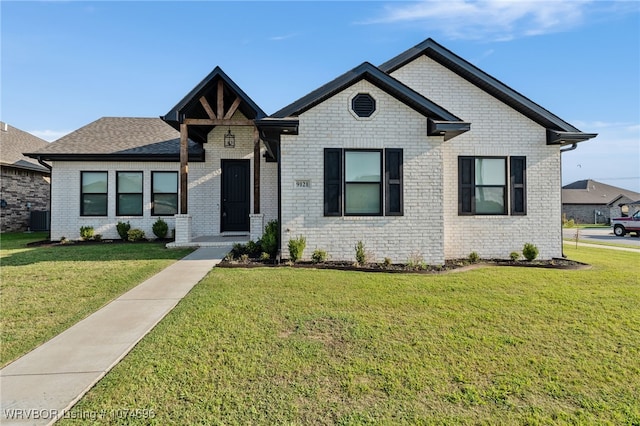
[
  {"left": 324, "top": 148, "right": 403, "bottom": 217},
  {"left": 151, "top": 171, "right": 178, "bottom": 216},
  {"left": 459, "top": 156, "right": 528, "bottom": 216},
  {"left": 116, "top": 171, "right": 143, "bottom": 217},
  {"left": 80, "top": 171, "right": 108, "bottom": 217},
  {"left": 344, "top": 149, "right": 383, "bottom": 216},
  {"left": 458, "top": 156, "right": 508, "bottom": 216}
]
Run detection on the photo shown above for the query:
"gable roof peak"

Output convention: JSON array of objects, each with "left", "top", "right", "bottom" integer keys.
[{"left": 380, "top": 37, "right": 596, "bottom": 144}]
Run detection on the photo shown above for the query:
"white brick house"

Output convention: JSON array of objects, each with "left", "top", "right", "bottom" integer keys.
[{"left": 27, "top": 38, "right": 596, "bottom": 263}]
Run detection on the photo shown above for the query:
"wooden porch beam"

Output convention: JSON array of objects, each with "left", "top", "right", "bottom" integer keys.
[
  {"left": 199, "top": 96, "right": 216, "bottom": 120},
  {"left": 217, "top": 80, "right": 224, "bottom": 119},
  {"left": 184, "top": 118, "right": 254, "bottom": 126},
  {"left": 253, "top": 126, "right": 260, "bottom": 214},
  {"left": 179, "top": 123, "right": 188, "bottom": 214},
  {"left": 223, "top": 96, "right": 242, "bottom": 120}
]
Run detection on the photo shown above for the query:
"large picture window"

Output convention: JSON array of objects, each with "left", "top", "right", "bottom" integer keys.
[
  {"left": 152, "top": 172, "right": 178, "bottom": 216},
  {"left": 116, "top": 171, "right": 143, "bottom": 216},
  {"left": 81, "top": 171, "right": 108, "bottom": 216},
  {"left": 324, "top": 148, "right": 402, "bottom": 217},
  {"left": 459, "top": 156, "right": 526, "bottom": 215}
]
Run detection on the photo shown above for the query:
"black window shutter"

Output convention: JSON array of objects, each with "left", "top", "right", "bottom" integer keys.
[
  {"left": 324, "top": 148, "right": 342, "bottom": 216},
  {"left": 510, "top": 156, "right": 526, "bottom": 215},
  {"left": 459, "top": 157, "right": 474, "bottom": 215},
  {"left": 385, "top": 148, "right": 403, "bottom": 215}
]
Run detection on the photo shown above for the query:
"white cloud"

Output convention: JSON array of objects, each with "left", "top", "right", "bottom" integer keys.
[
  {"left": 269, "top": 33, "right": 297, "bottom": 42},
  {"left": 360, "top": 0, "right": 594, "bottom": 41},
  {"left": 29, "top": 129, "right": 71, "bottom": 142}
]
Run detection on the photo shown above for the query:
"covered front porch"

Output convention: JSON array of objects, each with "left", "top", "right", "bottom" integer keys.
[{"left": 160, "top": 68, "right": 291, "bottom": 247}]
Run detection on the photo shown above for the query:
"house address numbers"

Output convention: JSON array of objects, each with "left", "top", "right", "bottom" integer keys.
[{"left": 295, "top": 180, "right": 311, "bottom": 188}]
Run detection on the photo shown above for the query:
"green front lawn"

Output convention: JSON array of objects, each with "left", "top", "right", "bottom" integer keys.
[
  {"left": 62, "top": 246, "right": 640, "bottom": 424},
  {"left": 0, "top": 233, "right": 193, "bottom": 366}
]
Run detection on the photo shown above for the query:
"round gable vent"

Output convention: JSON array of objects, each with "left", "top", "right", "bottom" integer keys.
[{"left": 351, "top": 93, "right": 376, "bottom": 118}]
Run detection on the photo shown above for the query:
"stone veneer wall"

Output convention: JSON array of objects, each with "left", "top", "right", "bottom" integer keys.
[{"left": 1, "top": 166, "right": 50, "bottom": 232}]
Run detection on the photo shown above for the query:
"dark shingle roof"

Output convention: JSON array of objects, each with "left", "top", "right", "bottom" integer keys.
[
  {"left": 26, "top": 117, "right": 204, "bottom": 162},
  {"left": 562, "top": 179, "right": 640, "bottom": 205},
  {"left": 0, "top": 122, "right": 50, "bottom": 173}
]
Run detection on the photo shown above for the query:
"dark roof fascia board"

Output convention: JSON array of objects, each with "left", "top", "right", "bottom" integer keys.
[
  {"left": 0, "top": 161, "right": 50, "bottom": 173},
  {"left": 254, "top": 118, "right": 299, "bottom": 134},
  {"left": 24, "top": 153, "right": 206, "bottom": 163},
  {"left": 271, "top": 62, "right": 463, "bottom": 123},
  {"left": 427, "top": 118, "right": 471, "bottom": 141},
  {"left": 162, "top": 66, "right": 266, "bottom": 123},
  {"left": 380, "top": 38, "right": 587, "bottom": 134},
  {"left": 546, "top": 129, "right": 598, "bottom": 145}
]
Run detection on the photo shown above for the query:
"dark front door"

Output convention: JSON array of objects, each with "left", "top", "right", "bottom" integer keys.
[{"left": 221, "top": 159, "right": 250, "bottom": 232}]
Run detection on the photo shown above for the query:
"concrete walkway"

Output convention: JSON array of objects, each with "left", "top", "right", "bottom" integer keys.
[{"left": 0, "top": 246, "right": 229, "bottom": 426}]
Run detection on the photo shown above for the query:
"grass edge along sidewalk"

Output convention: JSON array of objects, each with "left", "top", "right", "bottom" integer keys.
[
  {"left": 61, "top": 245, "right": 640, "bottom": 425},
  {"left": 0, "top": 232, "right": 194, "bottom": 367}
]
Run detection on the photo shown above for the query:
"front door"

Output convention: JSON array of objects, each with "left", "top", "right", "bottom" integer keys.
[{"left": 221, "top": 159, "right": 250, "bottom": 232}]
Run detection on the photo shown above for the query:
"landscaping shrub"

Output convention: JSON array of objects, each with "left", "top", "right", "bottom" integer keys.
[
  {"left": 260, "top": 220, "right": 279, "bottom": 258},
  {"left": 355, "top": 241, "right": 366, "bottom": 265},
  {"left": 510, "top": 251, "right": 520, "bottom": 261},
  {"left": 152, "top": 218, "right": 169, "bottom": 239},
  {"left": 407, "top": 251, "right": 424, "bottom": 269},
  {"left": 523, "top": 243, "right": 539, "bottom": 261},
  {"left": 469, "top": 251, "right": 480, "bottom": 263},
  {"left": 246, "top": 240, "right": 262, "bottom": 258},
  {"left": 116, "top": 221, "right": 131, "bottom": 240},
  {"left": 231, "top": 243, "right": 247, "bottom": 259},
  {"left": 93, "top": 234, "right": 102, "bottom": 242},
  {"left": 80, "top": 226, "right": 94, "bottom": 240},
  {"left": 127, "top": 228, "right": 146, "bottom": 242},
  {"left": 260, "top": 252, "right": 271, "bottom": 261},
  {"left": 311, "top": 249, "right": 328, "bottom": 264},
  {"left": 288, "top": 236, "right": 306, "bottom": 263},
  {"left": 383, "top": 257, "right": 392, "bottom": 268}
]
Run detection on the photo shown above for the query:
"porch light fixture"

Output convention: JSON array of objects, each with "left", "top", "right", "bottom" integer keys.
[{"left": 224, "top": 127, "right": 235, "bottom": 148}]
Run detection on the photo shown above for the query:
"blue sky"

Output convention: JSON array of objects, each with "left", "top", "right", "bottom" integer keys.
[{"left": 2, "top": 1, "right": 639, "bottom": 192}]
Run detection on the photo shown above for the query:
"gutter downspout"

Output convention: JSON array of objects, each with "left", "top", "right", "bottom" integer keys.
[
  {"left": 559, "top": 143, "right": 577, "bottom": 257},
  {"left": 36, "top": 157, "right": 53, "bottom": 240},
  {"left": 276, "top": 141, "right": 282, "bottom": 263}
]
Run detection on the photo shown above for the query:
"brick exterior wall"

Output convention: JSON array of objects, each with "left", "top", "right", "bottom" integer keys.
[
  {"left": 279, "top": 56, "right": 564, "bottom": 263},
  {"left": 1, "top": 166, "right": 50, "bottom": 232},
  {"left": 280, "top": 80, "right": 447, "bottom": 264},
  {"left": 391, "top": 55, "right": 563, "bottom": 260},
  {"left": 48, "top": 111, "right": 277, "bottom": 241}
]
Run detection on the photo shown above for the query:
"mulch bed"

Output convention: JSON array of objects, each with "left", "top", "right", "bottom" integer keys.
[
  {"left": 26, "top": 238, "right": 173, "bottom": 247},
  {"left": 219, "top": 257, "right": 591, "bottom": 274}
]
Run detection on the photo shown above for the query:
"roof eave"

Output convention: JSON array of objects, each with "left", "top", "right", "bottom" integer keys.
[
  {"left": 546, "top": 129, "right": 598, "bottom": 146},
  {"left": 427, "top": 118, "right": 471, "bottom": 141},
  {"left": 24, "top": 152, "right": 206, "bottom": 163},
  {"left": 380, "top": 38, "right": 586, "bottom": 133},
  {"left": 272, "top": 62, "right": 464, "bottom": 123}
]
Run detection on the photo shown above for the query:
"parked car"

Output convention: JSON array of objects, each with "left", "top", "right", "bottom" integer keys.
[{"left": 611, "top": 210, "right": 640, "bottom": 237}]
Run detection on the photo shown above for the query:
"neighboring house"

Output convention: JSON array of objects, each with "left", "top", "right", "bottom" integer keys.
[
  {"left": 27, "top": 38, "right": 597, "bottom": 263},
  {"left": 562, "top": 179, "right": 640, "bottom": 224},
  {"left": 0, "top": 122, "right": 51, "bottom": 232}
]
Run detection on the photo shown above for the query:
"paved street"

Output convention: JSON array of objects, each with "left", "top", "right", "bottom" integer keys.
[{"left": 563, "top": 226, "right": 640, "bottom": 247}]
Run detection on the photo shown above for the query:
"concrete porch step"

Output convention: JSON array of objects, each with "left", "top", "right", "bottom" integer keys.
[{"left": 166, "top": 235, "right": 249, "bottom": 249}]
